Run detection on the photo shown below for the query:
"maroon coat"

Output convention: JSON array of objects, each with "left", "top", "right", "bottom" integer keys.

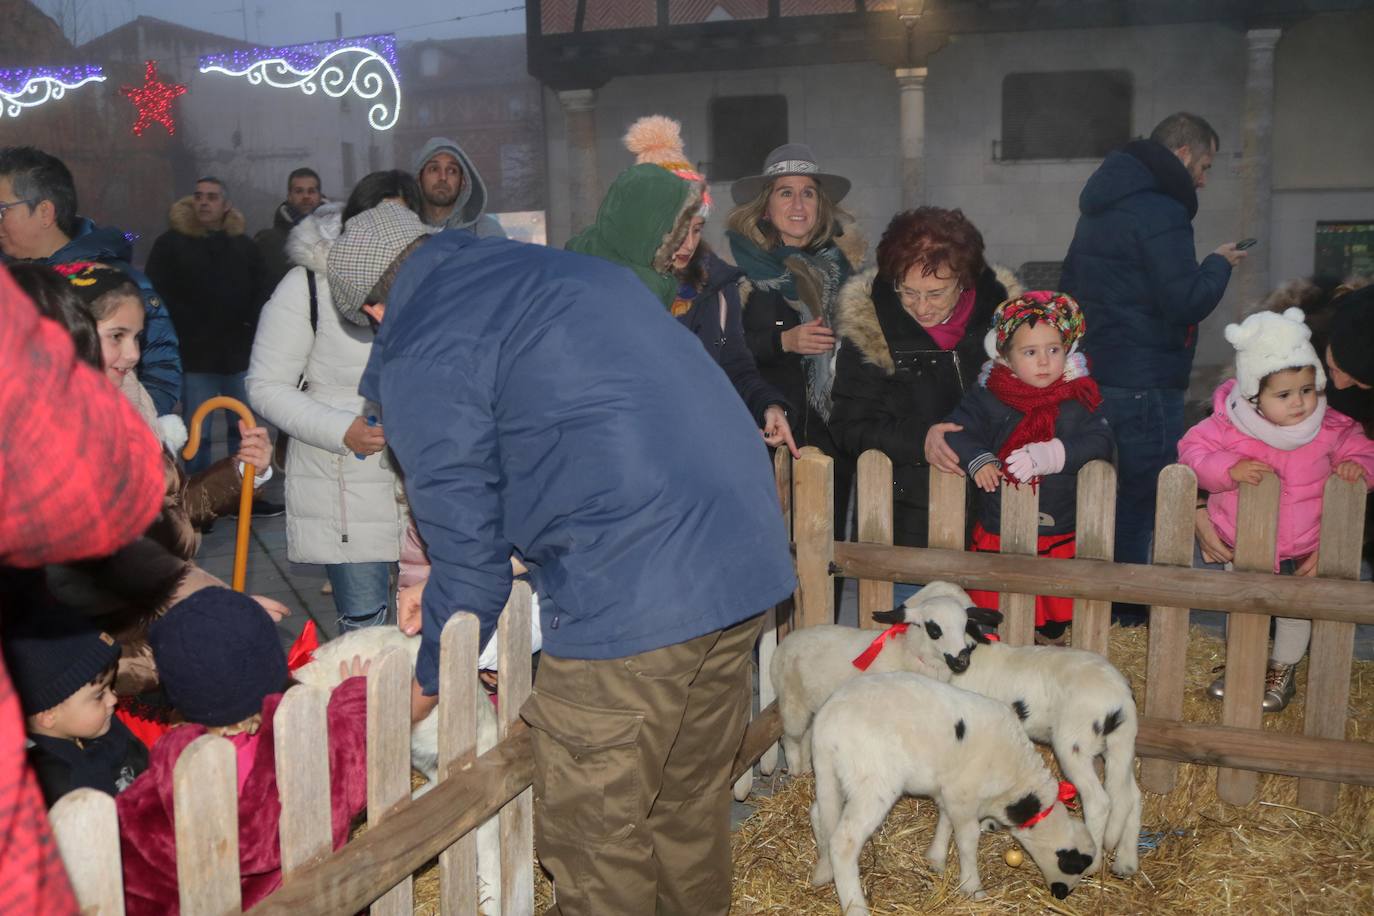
[{"left": 116, "top": 677, "right": 369, "bottom": 914}]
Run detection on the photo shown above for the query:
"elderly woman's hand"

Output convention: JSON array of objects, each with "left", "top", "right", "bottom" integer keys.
[{"left": 924, "top": 422, "right": 965, "bottom": 476}]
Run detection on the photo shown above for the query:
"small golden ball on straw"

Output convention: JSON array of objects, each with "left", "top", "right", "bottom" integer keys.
[{"left": 1003, "top": 847, "right": 1024, "bottom": 868}]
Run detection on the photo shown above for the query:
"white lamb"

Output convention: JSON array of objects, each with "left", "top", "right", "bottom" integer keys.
[
  {"left": 810, "top": 672, "right": 1096, "bottom": 913},
  {"left": 293, "top": 626, "right": 501, "bottom": 914},
  {"left": 770, "top": 581, "right": 1000, "bottom": 774},
  {"left": 874, "top": 603, "right": 1142, "bottom": 876}
]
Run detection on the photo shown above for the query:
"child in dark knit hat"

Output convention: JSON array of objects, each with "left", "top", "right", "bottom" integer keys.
[
  {"left": 115, "top": 588, "right": 369, "bottom": 915},
  {"left": 4, "top": 607, "right": 148, "bottom": 806},
  {"left": 943, "top": 291, "right": 1114, "bottom": 644}
]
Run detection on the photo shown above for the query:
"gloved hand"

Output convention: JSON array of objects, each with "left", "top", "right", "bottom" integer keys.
[{"left": 1005, "top": 438, "right": 1066, "bottom": 481}]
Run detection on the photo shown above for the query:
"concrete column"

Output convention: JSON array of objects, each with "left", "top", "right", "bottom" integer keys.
[
  {"left": 1237, "top": 28, "right": 1281, "bottom": 314},
  {"left": 558, "top": 88, "right": 600, "bottom": 238},
  {"left": 895, "top": 67, "right": 928, "bottom": 210}
]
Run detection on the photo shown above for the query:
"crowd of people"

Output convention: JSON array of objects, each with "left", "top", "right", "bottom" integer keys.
[{"left": 1, "top": 107, "right": 1373, "bottom": 913}]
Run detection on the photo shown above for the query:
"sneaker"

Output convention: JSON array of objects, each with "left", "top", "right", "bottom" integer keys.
[
  {"left": 1206, "top": 665, "right": 1226, "bottom": 700},
  {"left": 250, "top": 499, "right": 286, "bottom": 518},
  {"left": 1261, "top": 661, "right": 1298, "bottom": 713}
]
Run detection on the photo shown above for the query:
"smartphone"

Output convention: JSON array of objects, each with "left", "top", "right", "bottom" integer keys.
[{"left": 1236, "top": 238, "right": 1258, "bottom": 250}]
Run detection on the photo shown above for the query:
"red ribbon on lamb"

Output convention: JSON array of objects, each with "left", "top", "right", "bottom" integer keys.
[{"left": 1019, "top": 781, "right": 1078, "bottom": 829}]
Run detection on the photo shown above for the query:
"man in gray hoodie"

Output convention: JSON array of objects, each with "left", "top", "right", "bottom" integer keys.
[{"left": 412, "top": 137, "right": 506, "bottom": 238}]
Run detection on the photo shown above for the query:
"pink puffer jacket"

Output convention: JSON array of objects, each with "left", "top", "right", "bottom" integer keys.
[{"left": 1178, "top": 379, "right": 1374, "bottom": 570}]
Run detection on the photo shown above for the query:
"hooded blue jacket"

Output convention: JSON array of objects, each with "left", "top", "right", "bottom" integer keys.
[
  {"left": 1059, "top": 141, "right": 1231, "bottom": 390},
  {"left": 47, "top": 219, "right": 182, "bottom": 414},
  {"left": 360, "top": 231, "right": 796, "bottom": 693}
]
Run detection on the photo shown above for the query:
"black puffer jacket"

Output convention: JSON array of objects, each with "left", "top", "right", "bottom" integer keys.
[{"left": 829, "top": 265, "right": 1013, "bottom": 547}]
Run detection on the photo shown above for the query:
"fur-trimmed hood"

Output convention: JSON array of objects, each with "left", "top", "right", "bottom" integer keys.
[
  {"left": 168, "top": 195, "right": 248, "bottom": 238},
  {"left": 836, "top": 264, "right": 1022, "bottom": 374},
  {"left": 285, "top": 200, "right": 345, "bottom": 275}
]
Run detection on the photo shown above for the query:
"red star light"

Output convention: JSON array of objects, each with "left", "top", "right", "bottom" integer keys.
[{"left": 122, "top": 60, "right": 186, "bottom": 136}]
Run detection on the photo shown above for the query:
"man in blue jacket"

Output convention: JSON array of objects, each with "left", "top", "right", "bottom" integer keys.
[
  {"left": 0, "top": 147, "right": 181, "bottom": 416},
  {"left": 1059, "top": 113, "right": 1246, "bottom": 590},
  {"left": 328, "top": 202, "right": 796, "bottom": 916}
]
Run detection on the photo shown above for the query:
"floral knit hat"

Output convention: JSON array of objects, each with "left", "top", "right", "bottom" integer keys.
[
  {"left": 984, "top": 290, "right": 1087, "bottom": 360},
  {"left": 623, "top": 115, "right": 712, "bottom": 219}
]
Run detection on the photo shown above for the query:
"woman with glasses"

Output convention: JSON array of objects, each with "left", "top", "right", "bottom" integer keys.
[{"left": 830, "top": 208, "right": 1018, "bottom": 598}]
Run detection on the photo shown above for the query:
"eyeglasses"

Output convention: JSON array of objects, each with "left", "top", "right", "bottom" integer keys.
[
  {"left": 894, "top": 281, "right": 961, "bottom": 305},
  {"left": 0, "top": 198, "right": 36, "bottom": 222}
]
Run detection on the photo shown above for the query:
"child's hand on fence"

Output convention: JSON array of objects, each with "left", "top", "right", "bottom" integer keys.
[
  {"left": 1005, "top": 439, "right": 1066, "bottom": 481},
  {"left": 1195, "top": 508, "right": 1233, "bottom": 564},
  {"left": 398, "top": 580, "right": 426, "bottom": 636},
  {"left": 234, "top": 422, "right": 272, "bottom": 473},
  {"left": 1228, "top": 458, "right": 1271, "bottom": 486},
  {"left": 973, "top": 463, "right": 1002, "bottom": 493},
  {"left": 1295, "top": 551, "right": 1319, "bottom": 577},
  {"left": 1335, "top": 461, "right": 1367, "bottom": 483},
  {"left": 339, "top": 655, "right": 371, "bottom": 679}
]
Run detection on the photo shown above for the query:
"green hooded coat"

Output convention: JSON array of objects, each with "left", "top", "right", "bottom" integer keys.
[{"left": 565, "top": 163, "right": 703, "bottom": 307}]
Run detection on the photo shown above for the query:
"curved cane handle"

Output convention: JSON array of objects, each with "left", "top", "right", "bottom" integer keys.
[{"left": 181, "top": 396, "right": 256, "bottom": 462}]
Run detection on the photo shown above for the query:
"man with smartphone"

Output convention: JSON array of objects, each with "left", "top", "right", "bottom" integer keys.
[{"left": 1056, "top": 112, "right": 1248, "bottom": 614}]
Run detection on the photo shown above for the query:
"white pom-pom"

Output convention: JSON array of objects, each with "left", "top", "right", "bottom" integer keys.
[{"left": 156, "top": 413, "right": 188, "bottom": 452}]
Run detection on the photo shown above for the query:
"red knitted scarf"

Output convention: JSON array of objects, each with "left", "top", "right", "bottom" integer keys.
[{"left": 986, "top": 363, "right": 1101, "bottom": 484}]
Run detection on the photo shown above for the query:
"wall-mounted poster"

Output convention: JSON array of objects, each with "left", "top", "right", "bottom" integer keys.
[{"left": 1315, "top": 221, "right": 1374, "bottom": 282}]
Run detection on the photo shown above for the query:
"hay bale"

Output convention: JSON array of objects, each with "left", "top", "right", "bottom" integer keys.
[{"left": 731, "top": 624, "right": 1374, "bottom": 914}]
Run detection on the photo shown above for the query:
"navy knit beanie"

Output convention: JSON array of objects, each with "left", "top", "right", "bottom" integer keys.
[
  {"left": 1328, "top": 285, "right": 1374, "bottom": 388},
  {"left": 3, "top": 608, "right": 121, "bottom": 715},
  {"left": 149, "top": 587, "right": 287, "bottom": 727}
]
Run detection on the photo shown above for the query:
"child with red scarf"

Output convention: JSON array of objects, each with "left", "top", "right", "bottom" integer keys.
[{"left": 944, "top": 291, "right": 1113, "bottom": 643}]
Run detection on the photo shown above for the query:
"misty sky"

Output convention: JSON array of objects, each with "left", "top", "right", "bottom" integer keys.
[{"left": 37, "top": 0, "right": 525, "bottom": 47}]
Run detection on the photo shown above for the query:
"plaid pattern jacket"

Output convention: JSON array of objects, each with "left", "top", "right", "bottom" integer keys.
[{"left": 0, "top": 268, "right": 165, "bottom": 914}]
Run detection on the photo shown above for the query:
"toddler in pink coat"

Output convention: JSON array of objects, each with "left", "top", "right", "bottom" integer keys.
[{"left": 1178, "top": 307, "right": 1374, "bottom": 711}]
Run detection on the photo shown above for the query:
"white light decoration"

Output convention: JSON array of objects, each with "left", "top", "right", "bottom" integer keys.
[
  {"left": 198, "top": 34, "right": 401, "bottom": 131},
  {"left": 0, "top": 66, "right": 105, "bottom": 120}
]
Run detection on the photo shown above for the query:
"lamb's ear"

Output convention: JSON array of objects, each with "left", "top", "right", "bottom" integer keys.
[
  {"left": 965, "top": 620, "right": 991, "bottom": 645},
  {"left": 872, "top": 606, "right": 908, "bottom": 625},
  {"left": 967, "top": 607, "right": 1004, "bottom": 629},
  {"left": 1005, "top": 792, "right": 1041, "bottom": 827}
]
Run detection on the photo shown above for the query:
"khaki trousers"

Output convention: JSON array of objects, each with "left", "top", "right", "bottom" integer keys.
[{"left": 522, "top": 614, "right": 764, "bottom": 916}]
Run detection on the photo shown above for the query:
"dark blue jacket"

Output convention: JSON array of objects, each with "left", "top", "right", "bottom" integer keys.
[
  {"left": 1059, "top": 140, "right": 1231, "bottom": 390},
  {"left": 360, "top": 232, "right": 796, "bottom": 693},
  {"left": 944, "top": 386, "right": 1114, "bottom": 536},
  {"left": 678, "top": 250, "right": 790, "bottom": 424},
  {"left": 47, "top": 219, "right": 182, "bottom": 414}
]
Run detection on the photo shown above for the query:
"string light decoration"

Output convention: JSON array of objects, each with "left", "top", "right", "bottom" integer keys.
[
  {"left": 198, "top": 34, "right": 401, "bottom": 131},
  {"left": 0, "top": 65, "right": 105, "bottom": 120},
  {"left": 122, "top": 60, "right": 187, "bottom": 136}
]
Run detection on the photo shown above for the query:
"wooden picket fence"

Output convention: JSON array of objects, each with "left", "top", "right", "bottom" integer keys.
[{"left": 49, "top": 446, "right": 1374, "bottom": 915}]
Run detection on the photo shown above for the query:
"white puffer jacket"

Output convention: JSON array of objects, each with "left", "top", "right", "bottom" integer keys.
[{"left": 246, "top": 202, "right": 404, "bottom": 564}]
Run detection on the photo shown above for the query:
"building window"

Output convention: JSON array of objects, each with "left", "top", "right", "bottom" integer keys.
[
  {"left": 710, "top": 95, "right": 788, "bottom": 182},
  {"left": 1000, "top": 70, "right": 1132, "bottom": 161},
  {"left": 420, "top": 47, "right": 441, "bottom": 78}
]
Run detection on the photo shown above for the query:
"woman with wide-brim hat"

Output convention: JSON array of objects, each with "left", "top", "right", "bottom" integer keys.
[{"left": 727, "top": 143, "right": 866, "bottom": 551}]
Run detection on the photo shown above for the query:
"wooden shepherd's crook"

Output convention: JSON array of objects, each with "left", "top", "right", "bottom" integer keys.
[{"left": 182, "top": 396, "right": 256, "bottom": 592}]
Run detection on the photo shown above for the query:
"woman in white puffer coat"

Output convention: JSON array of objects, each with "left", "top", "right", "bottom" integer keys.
[{"left": 247, "top": 176, "right": 418, "bottom": 631}]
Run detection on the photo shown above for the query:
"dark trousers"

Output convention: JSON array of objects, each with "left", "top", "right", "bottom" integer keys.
[
  {"left": 1097, "top": 386, "right": 1186, "bottom": 568},
  {"left": 523, "top": 614, "right": 765, "bottom": 916}
]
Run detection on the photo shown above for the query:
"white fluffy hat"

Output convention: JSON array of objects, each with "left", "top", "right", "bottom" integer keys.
[{"left": 1224, "top": 307, "right": 1327, "bottom": 399}]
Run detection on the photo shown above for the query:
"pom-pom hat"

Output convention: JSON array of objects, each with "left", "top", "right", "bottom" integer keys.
[
  {"left": 1225, "top": 307, "right": 1327, "bottom": 400},
  {"left": 623, "top": 115, "right": 712, "bottom": 219}
]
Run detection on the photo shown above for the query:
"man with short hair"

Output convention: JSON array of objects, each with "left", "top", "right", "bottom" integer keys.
[
  {"left": 0, "top": 146, "right": 182, "bottom": 416},
  {"left": 413, "top": 137, "right": 506, "bottom": 237},
  {"left": 146, "top": 177, "right": 273, "bottom": 491},
  {"left": 327, "top": 201, "right": 793, "bottom": 916},
  {"left": 1059, "top": 111, "right": 1247, "bottom": 588},
  {"left": 254, "top": 166, "right": 324, "bottom": 290}
]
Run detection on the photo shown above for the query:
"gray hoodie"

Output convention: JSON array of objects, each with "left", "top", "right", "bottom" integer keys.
[{"left": 412, "top": 136, "right": 507, "bottom": 238}]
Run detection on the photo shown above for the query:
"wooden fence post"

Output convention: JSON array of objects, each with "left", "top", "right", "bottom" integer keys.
[
  {"left": 794, "top": 451, "right": 835, "bottom": 630},
  {"left": 368, "top": 647, "right": 415, "bottom": 915},
  {"left": 498, "top": 581, "right": 535, "bottom": 916},
  {"left": 774, "top": 446, "right": 796, "bottom": 643},
  {"left": 927, "top": 467, "right": 966, "bottom": 551},
  {"left": 1072, "top": 461, "right": 1116, "bottom": 657},
  {"left": 1298, "top": 476, "right": 1367, "bottom": 813},
  {"left": 999, "top": 481, "right": 1039, "bottom": 647},
  {"left": 173, "top": 734, "right": 241, "bottom": 915},
  {"left": 1217, "top": 472, "right": 1281, "bottom": 805},
  {"left": 438, "top": 612, "right": 481, "bottom": 915},
  {"left": 856, "top": 450, "right": 895, "bottom": 629},
  {"left": 755, "top": 447, "right": 792, "bottom": 779},
  {"left": 51, "top": 788, "right": 124, "bottom": 915},
  {"left": 275, "top": 685, "right": 332, "bottom": 880},
  {"left": 1140, "top": 464, "right": 1197, "bottom": 794}
]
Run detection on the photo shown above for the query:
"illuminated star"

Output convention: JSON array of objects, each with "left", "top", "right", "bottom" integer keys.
[{"left": 122, "top": 60, "right": 186, "bottom": 136}]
